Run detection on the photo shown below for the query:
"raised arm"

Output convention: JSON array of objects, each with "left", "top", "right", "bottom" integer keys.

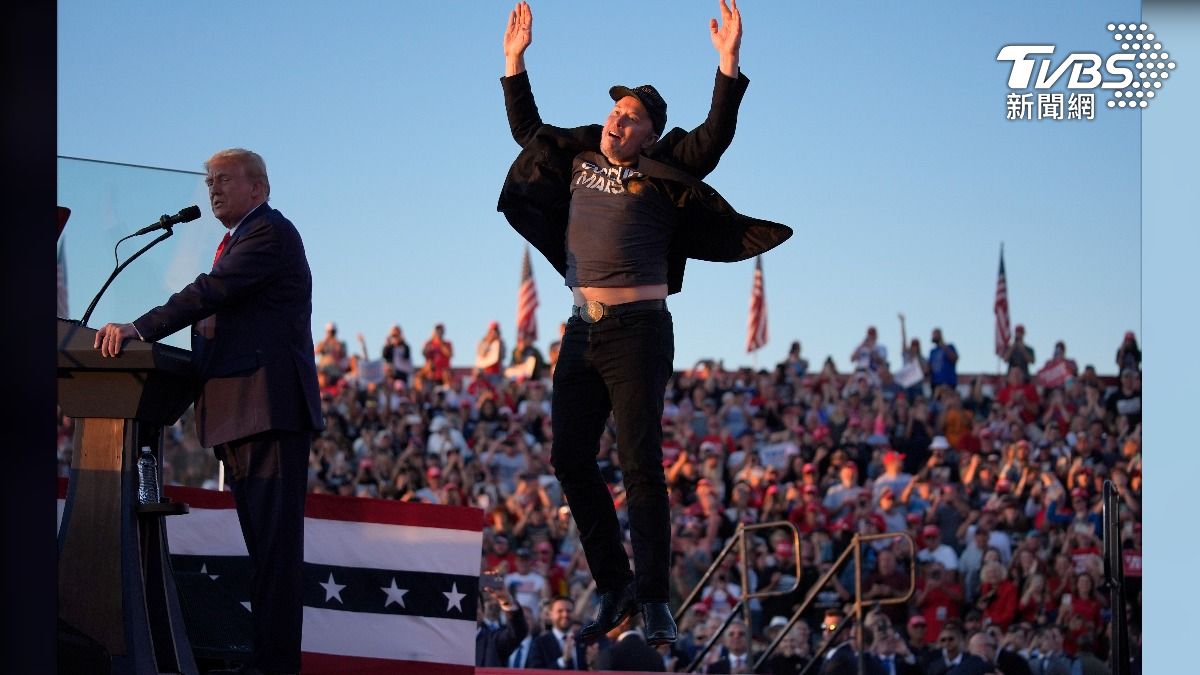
[
  {"left": 657, "top": 0, "right": 748, "bottom": 178},
  {"left": 710, "top": 0, "right": 742, "bottom": 78},
  {"left": 503, "top": 1, "right": 532, "bottom": 77},
  {"left": 500, "top": 2, "right": 543, "bottom": 146}
]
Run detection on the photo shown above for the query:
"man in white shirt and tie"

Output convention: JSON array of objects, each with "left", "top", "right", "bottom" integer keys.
[
  {"left": 705, "top": 620, "right": 752, "bottom": 673},
  {"left": 868, "top": 613, "right": 920, "bottom": 675},
  {"left": 527, "top": 597, "right": 584, "bottom": 669},
  {"left": 1027, "top": 626, "right": 1072, "bottom": 675},
  {"left": 475, "top": 582, "right": 528, "bottom": 667}
]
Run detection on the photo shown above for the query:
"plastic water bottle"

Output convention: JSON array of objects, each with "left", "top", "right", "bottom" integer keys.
[{"left": 137, "top": 446, "right": 160, "bottom": 505}]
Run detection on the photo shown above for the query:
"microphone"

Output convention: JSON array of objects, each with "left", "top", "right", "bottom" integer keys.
[
  {"left": 133, "top": 205, "right": 202, "bottom": 236},
  {"left": 78, "top": 206, "right": 199, "bottom": 326}
]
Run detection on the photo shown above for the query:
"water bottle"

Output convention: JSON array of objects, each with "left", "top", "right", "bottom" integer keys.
[{"left": 137, "top": 446, "right": 160, "bottom": 505}]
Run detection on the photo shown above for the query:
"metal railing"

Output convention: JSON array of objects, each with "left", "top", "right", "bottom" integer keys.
[
  {"left": 1102, "top": 480, "right": 1131, "bottom": 675},
  {"left": 673, "top": 523, "right": 916, "bottom": 674},
  {"left": 675, "top": 521, "right": 804, "bottom": 673}
]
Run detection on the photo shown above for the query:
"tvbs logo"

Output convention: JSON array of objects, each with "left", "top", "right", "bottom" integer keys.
[
  {"left": 997, "top": 23, "right": 1176, "bottom": 116},
  {"left": 996, "top": 46, "right": 1133, "bottom": 90}
]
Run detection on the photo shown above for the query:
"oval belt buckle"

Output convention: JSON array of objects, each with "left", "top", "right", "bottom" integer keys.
[{"left": 584, "top": 300, "right": 606, "bottom": 323}]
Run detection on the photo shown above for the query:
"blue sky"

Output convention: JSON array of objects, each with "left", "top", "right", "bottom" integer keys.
[{"left": 58, "top": 0, "right": 1142, "bottom": 376}]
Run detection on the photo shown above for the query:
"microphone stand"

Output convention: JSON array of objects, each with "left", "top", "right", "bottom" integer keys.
[{"left": 78, "top": 228, "right": 176, "bottom": 327}]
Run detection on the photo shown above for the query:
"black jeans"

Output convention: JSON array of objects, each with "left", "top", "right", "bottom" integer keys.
[{"left": 551, "top": 308, "right": 674, "bottom": 602}]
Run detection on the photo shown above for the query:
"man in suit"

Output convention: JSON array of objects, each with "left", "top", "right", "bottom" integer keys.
[
  {"left": 923, "top": 621, "right": 991, "bottom": 675},
  {"left": 705, "top": 620, "right": 754, "bottom": 673},
  {"left": 1026, "top": 626, "right": 1073, "bottom": 675},
  {"left": 476, "top": 582, "right": 528, "bottom": 667},
  {"left": 95, "top": 148, "right": 323, "bottom": 675},
  {"left": 505, "top": 606, "right": 538, "bottom": 669},
  {"left": 968, "top": 631, "right": 1030, "bottom": 675},
  {"left": 597, "top": 628, "right": 666, "bottom": 672},
  {"left": 527, "top": 597, "right": 587, "bottom": 669},
  {"left": 865, "top": 613, "right": 922, "bottom": 675},
  {"left": 499, "top": 0, "right": 790, "bottom": 647},
  {"left": 820, "top": 623, "right": 887, "bottom": 675}
]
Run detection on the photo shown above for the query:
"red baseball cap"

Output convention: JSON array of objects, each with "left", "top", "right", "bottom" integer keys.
[
  {"left": 883, "top": 450, "right": 906, "bottom": 465},
  {"left": 908, "top": 615, "right": 927, "bottom": 628},
  {"left": 802, "top": 463, "right": 817, "bottom": 474},
  {"left": 922, "top": 524, "right": 940, "bottom": 538}
]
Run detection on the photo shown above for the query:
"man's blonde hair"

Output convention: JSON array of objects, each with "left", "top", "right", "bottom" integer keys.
[{"left": 205, "top": 148, "right": 270, "bottom": 198}]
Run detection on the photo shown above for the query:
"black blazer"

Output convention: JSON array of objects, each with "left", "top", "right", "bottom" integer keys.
[
  {"left": 134, "top": 202, "right": 324, "bottom": 447},
  {"left": 597, "top": 633, "right": 666, "bottom": 672},
  {"left": 818, "top": 644, "right": 888, "bottom": 675},
  {"left": 498, "top": 69, "right": 793, "bottom": 296},
  {"left": 925, "top": 652, "right": 994, "bottom": 675},
  {"left": 475, "top": 605, "right": 528, "bottom": 667},
  {"left": 526, "top": 630, "right": 586, "bottom": 670}
]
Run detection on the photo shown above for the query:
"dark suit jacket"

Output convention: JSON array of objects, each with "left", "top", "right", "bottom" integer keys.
[
  {"left": 597, "top": 633, "right": 665, "bottom": 672},
  {"left": 475, "top": 605, "right": 528, "bottom": 667},
  {"left": 134, "top": 202, "right": 324, "bottom": 447},
  {"left": 996, "top": 648, "right": 1033, "bottom": 675},
  {"left": 874, "top": 653, "right": 923, "bottom": 675},
  {"left": 498, "top": 69, "right": 792, "bottom": 296},
  {"left": 526, "top": 629, "right": 587, "bottom": 670},
  {"left": 706, "top": 652, "right": 755, "bottom": 674},
  {"left": 925, "top": 652, "right": 994, "bottom": 675},
  {"left": 1026, "top": 653, "right": 1073, "bottom": 675},
  {"left": 819, "top": 644, "right": 887, "bottom": 675}
]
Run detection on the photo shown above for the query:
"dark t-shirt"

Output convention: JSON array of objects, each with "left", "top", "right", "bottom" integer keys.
[
  {"left": 1105, "top": 389, "right": 1142, "bottom": 427},
  {"left": 565, "top": 151, "right": 676, "bottom": 287}
]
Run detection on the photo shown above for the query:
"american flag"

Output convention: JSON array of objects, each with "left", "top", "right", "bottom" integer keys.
[
  {"left": 58, "top": 480, "right": 482, "bottom": 675},
  {"left": 994, "top": 245, "right": 1011, "bottom": 358},
  {"left": 746, "top": 255, "right": 768, "bottom": 353},
  {"left": 516, "top": 247, "right": 539, "bottom": 343}
]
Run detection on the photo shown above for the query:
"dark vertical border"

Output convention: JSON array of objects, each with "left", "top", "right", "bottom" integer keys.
[{"left": 2, "top": 1, "right": 58, "bottom": 673}]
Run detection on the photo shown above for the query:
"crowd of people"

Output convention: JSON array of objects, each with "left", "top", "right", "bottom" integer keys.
[{"left": 55, "top": 320, "right": 1143, "bottom": 674}]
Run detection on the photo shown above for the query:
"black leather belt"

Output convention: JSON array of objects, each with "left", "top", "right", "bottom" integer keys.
[{"left": 571, "top": 299, "right": 667, "bottom": 324}]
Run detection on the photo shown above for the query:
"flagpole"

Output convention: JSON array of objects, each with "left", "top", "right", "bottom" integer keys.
[{"left": 998, "top": 240, "right": 1008, "bottom": 379}]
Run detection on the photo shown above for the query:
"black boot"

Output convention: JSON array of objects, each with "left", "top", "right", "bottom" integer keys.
[
  {"left": 579, "top": 580, "right": 638, "bottom": 643},
  {"left": 641, "top": 602, "right": 677, "bottom": 646}
]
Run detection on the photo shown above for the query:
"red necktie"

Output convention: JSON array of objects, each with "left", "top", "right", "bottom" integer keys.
[{"left": 212, "top": 231, "right": 231, "bottom": 268}]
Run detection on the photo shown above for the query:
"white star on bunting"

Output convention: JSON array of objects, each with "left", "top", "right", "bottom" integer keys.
[
  {"left": 443, "top": 582, "right": 466, "bottom": 613},
  {"left": 320, "top": 572, "right": 347, "bottom": 604},
  {"left": 199, "top": 563, "right": 219, "bottom": 581},
  {"left": 381, "top": 578, "right": 409, "bottom": 608}
]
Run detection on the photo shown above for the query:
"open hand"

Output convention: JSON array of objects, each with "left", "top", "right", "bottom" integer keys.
[
  {"left": 504, "top": 2, "right": 533, "bottom": 58},
  {"left": 709, "top": 0, "right": 742, "bottom": 75}
]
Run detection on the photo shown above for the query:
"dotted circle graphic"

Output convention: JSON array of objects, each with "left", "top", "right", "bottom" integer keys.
[{"left": 1109, "top": 21, "right": 1175, "bottom": 110}]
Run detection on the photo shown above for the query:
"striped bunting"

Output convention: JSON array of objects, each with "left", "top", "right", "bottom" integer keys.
[{"left": 57, "top": 478, "right": 483, "bottom": 674}]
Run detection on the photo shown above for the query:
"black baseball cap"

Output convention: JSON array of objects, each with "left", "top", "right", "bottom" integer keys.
[{"left": 609, "top": 84, "right": 667, "bottom": 136}]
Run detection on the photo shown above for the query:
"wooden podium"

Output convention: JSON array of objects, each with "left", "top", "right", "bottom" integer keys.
[{"left": 57, "top": 318, "right": 199, "bottom": 675}]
